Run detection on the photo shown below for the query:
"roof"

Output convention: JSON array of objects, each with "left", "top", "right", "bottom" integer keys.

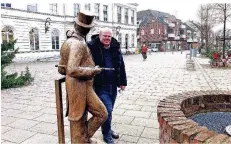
[{"left": 137, "top": 9, "right": 171, "bottom": 26}]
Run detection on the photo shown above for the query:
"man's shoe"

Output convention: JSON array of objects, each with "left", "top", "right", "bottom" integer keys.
[
  {"left": 103, "top": 137, "right": 114, "bottom": 144},
  {"left": 111, "top": 130, "right": 119, "bottom": 139}
]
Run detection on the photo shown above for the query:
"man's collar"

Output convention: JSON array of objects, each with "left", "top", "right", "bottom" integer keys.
[{"left": 104, "top": 45, "right": 110, "bottom": 49}]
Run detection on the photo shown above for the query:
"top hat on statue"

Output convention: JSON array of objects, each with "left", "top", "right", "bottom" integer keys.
[{"left": 75, "top": 10, "right": 95, "bottom": 28}]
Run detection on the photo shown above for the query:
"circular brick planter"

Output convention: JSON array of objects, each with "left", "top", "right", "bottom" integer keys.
[{"left": 157, "top": 90, "right": 231, "bottom": 144}]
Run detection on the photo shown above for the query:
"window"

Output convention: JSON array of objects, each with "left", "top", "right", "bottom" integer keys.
[
  {"left": 50, "top": 3, "right": 57, "bottom": 14},
  {"left": 29, "top": 28, "right": 39, "bottom": 50},
  {"left": 1, "top": 3, "right": 11, "bottom": 8},
  {"left": 27, "top": 4, "right": 37, "bottom": 12},
  {"left": 131, "top": 34, "right": 134, "bottom": 47},
  {"left": 117, "top": 6, "right": 122, "bottom": 23},
  {"left": 150, "top": 29, "right": 154, "bottom": 34},
  {"left": 124, "top": 8, "right": 128, "bottom": 24},
  {"left": 159, "top": 29, "right": 161, "bottom": 34},
  {"left": 131, "top": 10, "right": 134, "bottom": 25},
  {"left": 141, "top": 30, "right": 144, "bottom": 35},
  {"left": 52, "top": 29, "right": 59, "bottom": 50},
  {"left": 94, "top": 3, "right": 100, "bottom": 20},
  {"left": 1, "top": 26, "right": 14, "bottom": 44},
  {"left": 103, "top": 5, "right": 108, "bottom": 22},
  {"left": 73, "top": 3, "right": 80, "bottom": 16},
  {"left": 85, "top": 3, "right": 90, "bottom": 11}
]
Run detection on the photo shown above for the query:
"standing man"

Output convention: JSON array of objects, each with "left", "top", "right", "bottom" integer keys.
[
  {"left": 141, "top": 43, "right": 148, "bottom": 60},
  {"left": 88, "top": 28, "right": 127, "bottom": 144},
  {"left": 58, "top": 10, "right": 108, "bottom": 143}
]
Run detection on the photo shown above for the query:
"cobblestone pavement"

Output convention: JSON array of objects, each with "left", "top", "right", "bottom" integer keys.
[{"left": 2, "top": 51, "right": 231, "bottom": 144}]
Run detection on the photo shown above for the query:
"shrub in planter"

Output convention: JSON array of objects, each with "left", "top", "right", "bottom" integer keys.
[
  {"left": 1, "top": 40, "right": 34, "bottom": 89},
  {"left": 227, "top": 50, "right": 231, "bottom": 57}
]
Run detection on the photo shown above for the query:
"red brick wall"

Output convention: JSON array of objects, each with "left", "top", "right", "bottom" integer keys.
[
  {"left": 139, "top": 20, "right": 166, "bottom": 43},
  {"left": 157, "top": 90, "right": 231, "bottom": 144}
]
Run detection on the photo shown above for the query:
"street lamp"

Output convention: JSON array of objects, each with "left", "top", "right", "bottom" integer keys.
[
  {"left": 163, "top": 35, "right": 168, "bottom": 54},
  {"left": 115, "top": 26, "right": 121, "bottom": 36},
  {"left": 45, "top": 18, "right": 51, "bottom": 34}
]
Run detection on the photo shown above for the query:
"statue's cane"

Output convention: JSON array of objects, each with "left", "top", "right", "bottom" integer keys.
[{"left": 55, "top": 66, "right": 66, "bottom": 144}]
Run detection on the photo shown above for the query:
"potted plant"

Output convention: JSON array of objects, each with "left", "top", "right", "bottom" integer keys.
[
  {"left": 227, "top": 50, "right": 231, "bottom": 57},
  {"left": 211, "top": 49, "right": 220, "bottom": 59}
]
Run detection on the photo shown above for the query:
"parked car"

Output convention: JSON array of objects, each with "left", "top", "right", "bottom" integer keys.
[{"left": 152, "top": 48, "right": 158, "bottom": 52}]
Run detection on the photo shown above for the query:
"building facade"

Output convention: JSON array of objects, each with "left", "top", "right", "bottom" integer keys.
[
  {"left": 1, "top": 3, "right": 138, "bottom": 52},
  {"left": 138, "top": 14, "right": 187, "bottom": 51}
]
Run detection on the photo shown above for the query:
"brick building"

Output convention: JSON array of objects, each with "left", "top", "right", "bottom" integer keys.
[{"left": 137, "top": 9, "right": 188, "bottom": 51}]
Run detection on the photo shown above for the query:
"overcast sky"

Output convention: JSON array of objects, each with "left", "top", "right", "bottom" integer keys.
[
  {"left": 136, "top": 1, "right": 231, "bottom": 31},
  {"left": 137, "top": 2, "right": 201, "bottom": 22}
]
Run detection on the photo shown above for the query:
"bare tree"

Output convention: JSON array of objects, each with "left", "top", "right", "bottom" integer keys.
[
  {"left": 197, "top": 4, "right": 216, "bottom": 53},
  {"left": 212, "top": 3, "right": 231, "bottom": 58}
]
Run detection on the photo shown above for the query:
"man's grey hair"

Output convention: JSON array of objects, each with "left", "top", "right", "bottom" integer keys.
[{"left": 99, "top": 27, "right": 112, "bottom": 35}]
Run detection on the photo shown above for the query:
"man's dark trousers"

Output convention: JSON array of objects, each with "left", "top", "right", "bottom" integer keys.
[{"left": 94, "top": 85, "right": 117, "bottom": 139}]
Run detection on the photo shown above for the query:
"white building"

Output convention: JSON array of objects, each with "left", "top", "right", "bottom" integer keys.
[{"left": 1, "top": 3, "right": 138, "bottom": 54}]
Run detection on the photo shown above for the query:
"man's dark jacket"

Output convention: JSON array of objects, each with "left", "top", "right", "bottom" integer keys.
[{"left": 87, "top": 34, "right": 127, "bottom": 87}]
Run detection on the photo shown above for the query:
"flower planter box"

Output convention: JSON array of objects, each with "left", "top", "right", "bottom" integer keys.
[{"left": 213, "top": 53, "right": 220, "bottom": 59}]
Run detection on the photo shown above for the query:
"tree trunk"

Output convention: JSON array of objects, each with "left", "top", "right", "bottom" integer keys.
[
  {"left": 205, "top": 7, "right": 209, "bottom": 53},
  {"left": 223, "top": 3, "right": 226, "bottom": 59}
]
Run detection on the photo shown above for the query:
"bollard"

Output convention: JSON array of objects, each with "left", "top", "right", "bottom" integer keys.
[{"left": 55, "top": 76, "right": 66, "bottom": 144}]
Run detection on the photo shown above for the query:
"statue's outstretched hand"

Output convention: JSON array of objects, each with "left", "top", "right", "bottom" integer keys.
[{"left": 92, "top": 65, "right": 101, "bottom": 75}]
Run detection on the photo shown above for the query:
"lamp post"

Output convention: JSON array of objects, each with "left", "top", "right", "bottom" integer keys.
[
  {"left": 163, "top": 36, "right": 168, "bottom": 54},
  {"left": 115, "top": 26, "right": 121, "bottom": 37},
  {"left": 45, "top": 18, "right": 51, "bottom": 34}
]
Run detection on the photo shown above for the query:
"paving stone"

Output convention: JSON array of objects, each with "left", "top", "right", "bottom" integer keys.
[
  {"left": 119, "top": 135, "right": 139, "bottom": 143},
  {"left": 149, "top": 112, "right": 158, "bottom": 119},
  {"left": 123, "top": 110, "right": 151, "bottom": 118},
  {"left": 20, "top": 105, "right": 44, "bottom": 112},
  {"left": 34, "top": 113, "right": 57, "bottom": 123},
  {"left": 38, "top": 107, "right": 57, "bottom": 115},
  {"left": 141, "top": 127, "right": 159, "bottom": 139},
  {"left": 2, "top": 141, "right": 18, "bottom": 144},
  {"left": 29, "top": 122, "right": 57, "bottom": 134},
  {"left": 131, "top": 118, "right": 159, "bottom": 128},
  {"left": 112, "top": 123, "right": 144, "bottom": 137},
  {"left": 137, "top": 138, "right": 159, "bottom": 144},
  {"left": 118, "top": 104, "right": 142, "bottom": 110},
  {"left": 117, "top": 141, "right": 136, "bottom": 144},
  {"left": 1, "top": 116, "right": 18, "bottom": 126},
  {"left": 141, "top": 105, "right": 157, "bottom": 112},
  {"left": 14, "top": 112, "right": 43, "bottom": 120},
  {"left": 1, "top": 109, "right": 25, "bottom": 117},
  {"left": 15, "top": 99, "right": 32, "bottom": 104},
  {"left": 134, "top": 100, "right": 158, "bottom": 106},
  {"left": 9, "top": 103, "right": 29, "bottom": 110},
  {"left": 1, "top": 129, "right": 36, "bottom": 143},
  {"left": 21, "top": 133, "right": 58, "bottom": 144},
  {"left": 1, "top": 126, "right": 13, "bottom": 134},
  {"left": 1, "top": 102, "right": 15, "bottom": 109},
  {"left": 112, "top": 115, "right": 134, "bottom": 124},
  {"left": 9, "top": 119, "right": 40, "bottom": 130}
]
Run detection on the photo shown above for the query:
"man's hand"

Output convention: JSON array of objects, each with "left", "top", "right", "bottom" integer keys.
[{"left": 120, "top": 86, "right": 126, "bottom": 90}]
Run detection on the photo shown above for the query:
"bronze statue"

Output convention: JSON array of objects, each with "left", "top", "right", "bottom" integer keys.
[{"left": 58, "top": 10, "right": 108, "bottom": 143}]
